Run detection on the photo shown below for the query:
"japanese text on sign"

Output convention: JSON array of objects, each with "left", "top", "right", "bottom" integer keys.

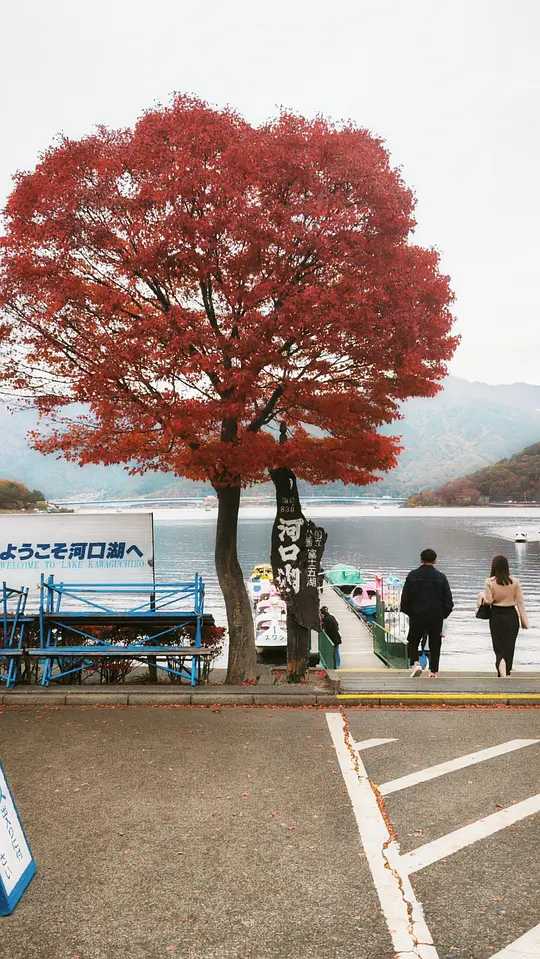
[
  {"left": 0, "top": 541, "right": 144, "bottom": 563},
  {"left": 0, "top": 768, "right": 32, "bottom": 897},
  {"left": 275, "top": 517, "right": 305, "bottom": 595}
]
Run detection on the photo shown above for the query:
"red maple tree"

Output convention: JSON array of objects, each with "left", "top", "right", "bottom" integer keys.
[{"left": 0, "top": 96, "right": 457, "bottom": 681}]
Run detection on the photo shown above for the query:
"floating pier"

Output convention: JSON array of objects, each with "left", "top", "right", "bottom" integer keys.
[{"left": 321, "top": 581, "right": 384, "bottom": 670}]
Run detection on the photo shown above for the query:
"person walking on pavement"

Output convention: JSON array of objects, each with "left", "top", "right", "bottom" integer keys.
[
  {"left": 400, "top": 548, "right": 454, "bottom": 678},
  {"left": 320, "top": 606, "right": 342, "bottom": 668},
  {"left": 480, "top": 554, "right": 528, "bottom": 677}
]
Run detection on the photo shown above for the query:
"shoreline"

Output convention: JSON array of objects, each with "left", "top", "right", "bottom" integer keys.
[{"left": 70, "top": 503, "right": 540, "bottom": 521}]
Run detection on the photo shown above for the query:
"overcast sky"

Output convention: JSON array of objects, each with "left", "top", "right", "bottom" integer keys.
[{"left": 1, "top": 0, "right": 538, "bottom": 385}]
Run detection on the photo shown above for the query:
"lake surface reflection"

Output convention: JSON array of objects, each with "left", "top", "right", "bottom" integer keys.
[{"left": 153, "top": 506, "right": 540, "bottom": 671}]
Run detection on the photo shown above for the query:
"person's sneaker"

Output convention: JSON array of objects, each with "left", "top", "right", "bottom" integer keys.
[
  {"left": 410, "top": 663, "right": 422, "bottom": 678},
  {"left": 428, "top": 672, "right": 438, "bottom": 678},
  {"left": 499, "top": 659, "right": 507, "bottom": 677}
]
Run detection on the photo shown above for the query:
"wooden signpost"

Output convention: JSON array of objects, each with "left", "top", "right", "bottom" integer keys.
[
  {"left": 0, "top": 762, "right": 36, "bottom": 916},
  {"left": 270, "top": 466, "right": 327, "bottom": 678}
]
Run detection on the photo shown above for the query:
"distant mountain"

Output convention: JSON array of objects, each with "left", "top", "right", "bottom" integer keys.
[
  {"left": 407, "top": 441, "right": 540, "bottom": 506},
  {"left": 0, "top": 405, "right": 209, "bottom": 501},
  {"left": 1, "top": 376, "right": 540, "bottom": 500},
  {"left": 376, "top": 377, "right": 540, "bottom": 494}
]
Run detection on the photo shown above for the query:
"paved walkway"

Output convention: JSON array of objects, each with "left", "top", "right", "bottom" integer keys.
[
  {"left": 321, "top": 582, "right": 383, "bottom": 670},
  {"left": 1, "top": 706, "right": 539, "bottom": 958},
  {"left": 334, "top": 670, "right": 540, "bottom": 704},
  {"left": 3, "top": 673, "right": 540, "bottom": 706}
]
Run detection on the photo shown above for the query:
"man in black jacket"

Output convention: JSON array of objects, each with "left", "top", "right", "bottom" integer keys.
[{"left": 400, "top": 548, "right": 454, "bottom": 678}]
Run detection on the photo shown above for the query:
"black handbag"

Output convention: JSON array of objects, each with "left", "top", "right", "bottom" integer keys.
[{"left": 476, "top": 600, "right": 492, "bottom": 620}]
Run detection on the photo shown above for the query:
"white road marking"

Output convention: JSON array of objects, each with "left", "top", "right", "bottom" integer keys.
[
  {"left": 380, "top": 739, "right": 539, "bottom": 796},
  {"left": 488, "top": 923, "right": 540, "bottom": 958},
  {"left": 353, "top": 737, "right": 398, "bottom": 751},
  {"left": 326, "top": 712, "right": 439, "bottom": 959},
  {"left": 402, "top": 794, "right": 540, "bottom": 875}
]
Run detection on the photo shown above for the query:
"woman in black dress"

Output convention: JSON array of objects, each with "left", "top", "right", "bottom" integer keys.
[{"left": 482, "top": 555, "right": 528, "bottom": 676}]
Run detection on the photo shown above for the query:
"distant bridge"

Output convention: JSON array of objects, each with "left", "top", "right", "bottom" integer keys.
[{"left": 49, "top": 495, "right": 407, "bottom": 509}]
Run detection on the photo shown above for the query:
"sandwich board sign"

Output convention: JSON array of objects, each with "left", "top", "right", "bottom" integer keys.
[{"left": 0, "top": 762, "right": 36, "bottom": 916}]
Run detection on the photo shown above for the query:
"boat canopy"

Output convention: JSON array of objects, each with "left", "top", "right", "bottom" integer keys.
[
  {"left": 250, "top": 564, "right": 273, "bottom": 580},
  {"left": 325, "top": 564, "right": 364, "bottom": 586}
]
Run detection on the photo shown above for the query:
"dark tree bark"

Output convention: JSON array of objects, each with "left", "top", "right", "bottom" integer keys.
[
  {"left": 214, "top": 484, "right": 257, "bottom": 684},
  {"left": 286, "top": 610, "right": 311, "bottom": 682}
]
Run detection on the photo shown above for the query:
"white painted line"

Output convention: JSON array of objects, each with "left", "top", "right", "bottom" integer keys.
[
  {"left": 353, "top": 737, "right": 398, "bottom": 751},
  {"left": 380, "top": 739, "right": 539, "bottom": 796},
  {"left": 488, "top": 923, "right": 540, "bottom": 958},
  {"left": 402, "top": 794, "right": 540, "bottom": 875},
  {"left": 326, "top": 712, "right": 439, "bottom": 959}
]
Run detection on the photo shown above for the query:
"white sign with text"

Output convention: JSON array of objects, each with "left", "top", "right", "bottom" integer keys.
[{"left": 0, "top": 512, "right": 154, "bottom": 592}]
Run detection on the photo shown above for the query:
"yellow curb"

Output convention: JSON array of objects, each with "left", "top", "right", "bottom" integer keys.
[{"left": 337, "top": 693, "right": 540, "bottom": 701}]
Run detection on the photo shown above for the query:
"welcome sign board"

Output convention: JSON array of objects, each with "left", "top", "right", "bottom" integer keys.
[
  {"left": 0, "top": 513, "right": 154, "bottom": 593},
  {"left": 0, "top": 762, "right": 36, "bottom": 916}
]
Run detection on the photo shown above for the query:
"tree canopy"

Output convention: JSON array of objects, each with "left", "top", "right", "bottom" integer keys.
[{"left": 0, "top": 96, "right": 456, "bottom": 489}]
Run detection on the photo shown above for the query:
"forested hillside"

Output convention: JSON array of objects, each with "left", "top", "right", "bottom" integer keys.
[
  {"left": 408, "top": 442, "right": 540, "bottom": 505},
  {"left": 0, "top": 480, "right": 46, "bottom": 510}
]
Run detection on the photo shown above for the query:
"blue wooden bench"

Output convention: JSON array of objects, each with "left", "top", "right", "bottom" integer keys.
[{"left": 26, "top": 644, "right": 215, "bottom": 685}]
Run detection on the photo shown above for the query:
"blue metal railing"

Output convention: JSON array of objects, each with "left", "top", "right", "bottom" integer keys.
[
  {"left": 1, "top": 582, "right": 30, "bottom": 688},
  {"left": 38, "top": 574, "right": 206, "bottom": 686}
]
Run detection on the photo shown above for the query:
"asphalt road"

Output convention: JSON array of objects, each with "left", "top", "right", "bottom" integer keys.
[{"left": 0, "top": 705, "right": 538, "bottom": 959}]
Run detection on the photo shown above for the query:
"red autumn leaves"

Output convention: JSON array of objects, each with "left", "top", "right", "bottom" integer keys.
[{"left": 0, "top": 95, "right": 456, "bottom": 490}]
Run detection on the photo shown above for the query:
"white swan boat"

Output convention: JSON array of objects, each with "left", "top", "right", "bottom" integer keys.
[
  {"left": 248, "top": 564, "right": 287, "bottom": 653},
  {"left": 247, "top": 563, "right": 276, "bottom": 606},
  {"left": 255, "top": 601, "right": 287, "bottom": 652}
]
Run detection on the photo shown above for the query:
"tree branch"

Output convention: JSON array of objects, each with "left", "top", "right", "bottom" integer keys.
[{"left": 247, "top": 384, "right": 285, "bottom": 432}]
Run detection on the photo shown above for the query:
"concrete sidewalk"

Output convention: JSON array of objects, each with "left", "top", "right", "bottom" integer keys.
[
  {"left": 0, "top": 683, "right": 335, "bottom": 707},
  {"left": 3, "top": 671, "right": 540, "bottom": 706},
  {"left": 334, "top": 669, "right": 540, "bottom": 704}
]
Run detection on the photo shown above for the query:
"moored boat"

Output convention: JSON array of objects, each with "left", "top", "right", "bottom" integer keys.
[
  {"left": 247, "top": 563, "right": 275, "bottom": 606},
  {"left": 350, "top": 582, "right": 379, "bottom": 619},
  {"left": 324, "top": 564, "right": 364, "bottom": 596},
  {"left": 325, "top": 565, "right": 386, "bottom": 621},
  {"left": 254, "top": 597, "right": 287, "bottom": 653},
  {"left": 248, "top": 563, "right": 287, "bottom": 653}
]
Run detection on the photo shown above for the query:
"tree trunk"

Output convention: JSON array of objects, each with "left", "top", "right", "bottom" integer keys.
[
  {"left": 214, "top": 484, "right": 257, "bottom": 684},
  {"left": 286, "top": 610, "right": 311, "bottom": 682}
]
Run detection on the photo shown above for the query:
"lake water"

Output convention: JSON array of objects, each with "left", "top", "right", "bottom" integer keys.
[{"left": 148, "top": 504, "right": 540, "bottom": 672}]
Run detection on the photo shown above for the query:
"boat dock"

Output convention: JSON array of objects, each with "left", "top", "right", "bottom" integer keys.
[{"left": 320, "top": 581, "right": 385, "bottom": 670}]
